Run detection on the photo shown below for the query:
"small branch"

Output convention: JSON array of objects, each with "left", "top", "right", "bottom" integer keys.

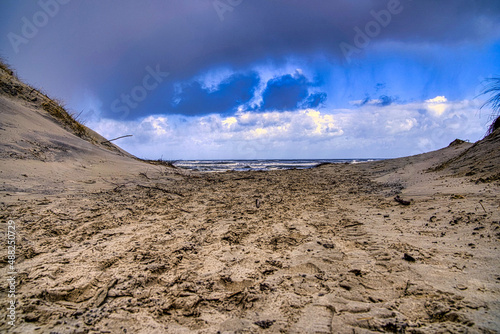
[
  {"left": 136, "top": 184, "right": 185, "bottom": 197},
  {"left": 479, "top": 200, "right": 488, "bottom": 214},
  {"left": 394, "top": 195, "right": 411, "bottom": 206},
  {"left": 101, "top": 135, "right": 133, "bottom": 144},
  {"left": 343, "top": 222, "right": 364, "bottom": 228}
]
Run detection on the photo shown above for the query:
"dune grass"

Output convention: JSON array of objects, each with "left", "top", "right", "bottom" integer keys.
[
  {"left": 1, "top": 58, "right": 89, "bottom": 139},
  {"left": 480, "top": 77, "right": 500, "bottom": 135},
  {"left": 41, "top": 100, "right": 88, "bottom": 138},
  {"left": 0, "top": 60, "right": 14, "bottom": 77}
]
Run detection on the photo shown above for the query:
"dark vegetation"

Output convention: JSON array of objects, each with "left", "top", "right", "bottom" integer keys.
[
  {"left": 480, "top": 77, "right": 500, "bottom": 136},
  {"left": 0, "top": 58, "right": 89, "bottom": 139},
  {"left": 1, "top": 58, "right": 177, "bottom": 167},
  {"left": 141, "top": 158, "right": 178, "bottom": 169},
  {"left": 41, "top": 100, "right": 88, "bottom": 138}
]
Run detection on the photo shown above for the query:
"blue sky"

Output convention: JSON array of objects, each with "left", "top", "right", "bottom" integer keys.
[{"left": 1, "top": 0, "right": 499, "bottom": 159}]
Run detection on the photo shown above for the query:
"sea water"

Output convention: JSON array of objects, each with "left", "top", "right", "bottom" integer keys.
[{"left": 173, "top": 159, "right": 377, "bottom": 172}]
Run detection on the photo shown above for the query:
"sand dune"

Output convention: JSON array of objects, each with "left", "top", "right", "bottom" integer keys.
[{"left": 1, "top": 65, "right": 499, "bottom": 333}]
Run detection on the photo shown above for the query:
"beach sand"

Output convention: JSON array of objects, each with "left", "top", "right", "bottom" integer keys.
[{"left": 1, "top": 66, "right": 500, "bottom": 333}]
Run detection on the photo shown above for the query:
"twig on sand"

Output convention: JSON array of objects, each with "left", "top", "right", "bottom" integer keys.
[
  {"left": 139, "top": 172, "right": 151, "bottom": 179},
  {"left": 343, "top": 222, "right": 364, "bottom": 228},
  {"left": 100, "top": 178, "right": 135, "bottom": 188},
  {"left": 137, "top": 184, "right": 185, "bottom": 197},
  {"left": 479, "top": 200, "right": 488, "bottom": 214},
  {"left": 171, "top": 205, "right": 191, "bottom": 213},
  {"left": 234, "top": 177, "right": 255, "bottom": 181},
  {"left": 394, "top": 195, "right": 411, "bottom": 206}
]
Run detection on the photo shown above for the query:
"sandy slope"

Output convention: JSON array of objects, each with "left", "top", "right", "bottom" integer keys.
[
  {"left": 0, "top": 94, "right": 181, "bottom": 202},
  {"left": 1, "top": 71, "right": 500, "bottom": 333}
]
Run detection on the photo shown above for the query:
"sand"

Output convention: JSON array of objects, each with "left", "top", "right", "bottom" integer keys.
[{"left": 1, "top": 67, "right": 500, "bottom": 333}]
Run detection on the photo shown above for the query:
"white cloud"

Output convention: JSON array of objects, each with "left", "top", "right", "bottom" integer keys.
[
  {"left": 88, "top": 98, "right": 486, "bottom": 160},
  {"left": 145, "top": 116, "right": 170, "bottom": 136},
  {"left": 426, "top": 95, "right": 449, "bottom": 116},
  {"left": 385, "top": 118, "right": 417, "bottom": 134},
  {"left": 426, "top": 96, "right": 447, "bottom": 103},
  {"left": 195, "top": 67, "right": 236, "bottom": 92},
  {"left": 222, "top": 116, "right": 237, "bottom": 127}
]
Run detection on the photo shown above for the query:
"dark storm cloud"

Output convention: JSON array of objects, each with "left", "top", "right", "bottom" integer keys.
[
  {"left": 300, "top": 92, "right": 328, "bottom": 109},
  {"left": 99, "top": 71, "right": 260, "bottom": 118},
  {"left": 258, "top": 72, "right": 327, "bottom": 111},
  {"left": 1, "top": 0, "right": 499, "bottom": 118},
  {"left": 168, "top": 72, "right": 259, "bottom": 116},
  {"left": 377, "top": 95, "right": 395, "bottom": 107},
  {"left": 260, "top": 73, "right": 310, "bottom": 111},
  {"left": 354, "top": 95, "right": 397, "bottom": 107}
]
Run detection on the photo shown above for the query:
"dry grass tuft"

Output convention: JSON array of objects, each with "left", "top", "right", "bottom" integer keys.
[
  {"left": 142, "top": 158, "right": 177, "bottom": 168},
  {"left": 0, "top": 60, "right": 14, "bottom": 77},
  {"left": 41, "top": 100, "right": 88, "bottom": 138},
  {"left": 480, "top": 77, "right": 500, "bottom": 135},
  {"left": 1, "top": 58, "right": 90, "bottom": 139}
]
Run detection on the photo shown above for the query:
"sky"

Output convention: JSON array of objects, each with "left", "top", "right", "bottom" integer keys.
[{"left": 1, "top": 0, "right": 500, "bottom": 159}]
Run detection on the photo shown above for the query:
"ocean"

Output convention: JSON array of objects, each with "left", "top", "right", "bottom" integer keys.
[{"left": 172, "top": 159, "right": 377, "bottom": 172}]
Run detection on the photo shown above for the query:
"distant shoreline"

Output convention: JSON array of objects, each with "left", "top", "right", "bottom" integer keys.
[{"left": 172, "top": 158, "right": 382, "bottom": 172}]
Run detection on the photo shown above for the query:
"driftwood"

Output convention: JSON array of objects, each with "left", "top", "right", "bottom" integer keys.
[
  {"left": 233, "top": 177, "right": 255, "bottom": 181},
  {"left": 343, "top": 222, "right": 364, "bottom": 228},
  {"left": 394, "top": 195, "right": 411, "bottom": 206},
  {"left": 136, "top": 184, "right": 185, "bottom": 197},
  {"left": 479, "top": 200, "right": 488, "bottom": 213},
  {"left": 101, "top": 134, "right": 133, "bottom": 144}
]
